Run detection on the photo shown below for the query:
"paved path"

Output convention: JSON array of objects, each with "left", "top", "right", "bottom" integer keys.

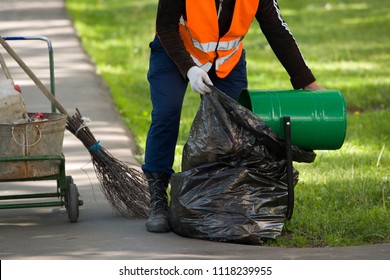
[{"left": 0, "top": 0, "right": 389, "bottom": 260}]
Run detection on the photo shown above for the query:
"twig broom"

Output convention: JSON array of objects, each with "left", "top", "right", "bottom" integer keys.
[{"left": 0, "top": 36, "right": 150, "bottom": 218}]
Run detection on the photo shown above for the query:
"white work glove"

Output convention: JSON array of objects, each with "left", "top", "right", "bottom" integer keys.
[{"left": 187, "top": 66, "right": 213, "bottom": 94}]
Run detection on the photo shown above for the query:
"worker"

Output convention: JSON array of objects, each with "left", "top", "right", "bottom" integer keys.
[{"left": 142, "top": 0, "right": 324, "bottom": 233}]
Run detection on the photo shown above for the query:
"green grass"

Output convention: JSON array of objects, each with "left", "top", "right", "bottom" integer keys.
[
  {"left": 66, "top": 0, "right": 390, "bottom": 247},
  {"left": 278, "top": 110, "right": 389, "bottom": 246}
]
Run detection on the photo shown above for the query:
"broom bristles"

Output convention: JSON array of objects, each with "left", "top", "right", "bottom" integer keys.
[{"left": 66, "top": 108, "right": 150, "bottom": 218}]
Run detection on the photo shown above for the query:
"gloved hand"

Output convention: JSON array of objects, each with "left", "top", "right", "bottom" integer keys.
[{"left": 187, "top": 66, "right": 213, "bottom": 94}]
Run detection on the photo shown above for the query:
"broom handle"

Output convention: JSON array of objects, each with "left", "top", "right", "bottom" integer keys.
[
  {"left": 0, "top": 36, "right": 70, "bottom": 117},
  {"left": 0, "top": 50, "right": 13, "bottom": 81}
]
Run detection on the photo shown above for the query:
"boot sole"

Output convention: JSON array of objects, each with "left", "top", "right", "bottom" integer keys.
[{"left": 145, "top": 224, "right": 171, "bottom": 233}]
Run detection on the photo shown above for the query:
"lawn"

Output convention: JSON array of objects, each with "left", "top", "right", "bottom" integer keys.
[{"left": 66, "top": 0, "right": 389, "bottom": 247}]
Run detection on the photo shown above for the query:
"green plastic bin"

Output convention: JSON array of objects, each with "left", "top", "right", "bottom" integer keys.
[{"left": 238, "top": 89, "right": 347, "bottom": 150}]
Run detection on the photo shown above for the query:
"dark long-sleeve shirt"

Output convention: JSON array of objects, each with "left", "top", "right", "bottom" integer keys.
[{"left": 155, "top": 0, "right": 315, "bottom": 89}]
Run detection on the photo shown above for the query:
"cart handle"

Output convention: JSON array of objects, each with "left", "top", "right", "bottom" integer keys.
[
  {"left": 3, "top": 36, "right": 56, "bottom": 113},
  {"left": 0, "top": 36, "right": 69, "bottom": 117}
]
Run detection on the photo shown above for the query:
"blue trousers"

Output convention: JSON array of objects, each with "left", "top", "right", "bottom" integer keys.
[{"left": 142, "top": 35, "right": 248, "bottom": 174}]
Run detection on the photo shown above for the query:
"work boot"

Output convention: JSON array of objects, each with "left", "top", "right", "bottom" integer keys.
[{"left": 144, "top": 172, "right": 171, "bottom": 233}]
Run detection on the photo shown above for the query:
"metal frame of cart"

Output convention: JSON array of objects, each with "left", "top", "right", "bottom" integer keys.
[{"left": 0, "top": 36, "right": 83, "bottom": 222}]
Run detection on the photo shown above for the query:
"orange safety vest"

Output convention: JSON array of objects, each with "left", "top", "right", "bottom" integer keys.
[{"left": 179, "top": 0, "right": 260, "bottom": 78}]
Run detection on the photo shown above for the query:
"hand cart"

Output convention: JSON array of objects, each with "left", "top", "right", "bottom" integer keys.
[{"left": 0, "top": 36, "right": 83, "bottom": 222}]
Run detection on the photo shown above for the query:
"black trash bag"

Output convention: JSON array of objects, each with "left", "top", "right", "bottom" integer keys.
[{"left": 169, "top": 86, "right": 315, "bottom": 245}]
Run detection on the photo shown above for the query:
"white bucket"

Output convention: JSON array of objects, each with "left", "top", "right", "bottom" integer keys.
[{"left": 0, "top": 79, "right": 28, "bottom": 124}]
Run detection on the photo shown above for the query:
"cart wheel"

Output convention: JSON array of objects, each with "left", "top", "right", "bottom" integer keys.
[
  {"left": 64, "top": 176, "right": 74, "bottom": 211},
  {"left": 66, "top": 175, "right": 74, "bottom": 186},
  {"left": 67, "top": 182, "right": 80, "bottom": 223}
]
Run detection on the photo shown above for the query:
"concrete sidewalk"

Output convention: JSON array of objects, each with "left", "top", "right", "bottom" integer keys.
[{"left": 0, "top": 0, "right": 389, "bottom": 260}]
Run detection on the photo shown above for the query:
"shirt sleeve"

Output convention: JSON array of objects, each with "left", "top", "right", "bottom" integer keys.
[
  {"left": 256, "top": 0, "right": 316, "bottom": 89},
  {"left": 156, "top": 0, "right": 196, "bottom": 78}
]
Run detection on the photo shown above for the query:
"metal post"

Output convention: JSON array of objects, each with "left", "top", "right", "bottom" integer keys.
[{"left": 284, "top": 116, "right": 295, "bottom": 220}]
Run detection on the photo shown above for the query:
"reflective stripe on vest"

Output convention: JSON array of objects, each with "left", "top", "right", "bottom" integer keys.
[{"left": 179, "top": 0, "right": 259, "bottom": 78}]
